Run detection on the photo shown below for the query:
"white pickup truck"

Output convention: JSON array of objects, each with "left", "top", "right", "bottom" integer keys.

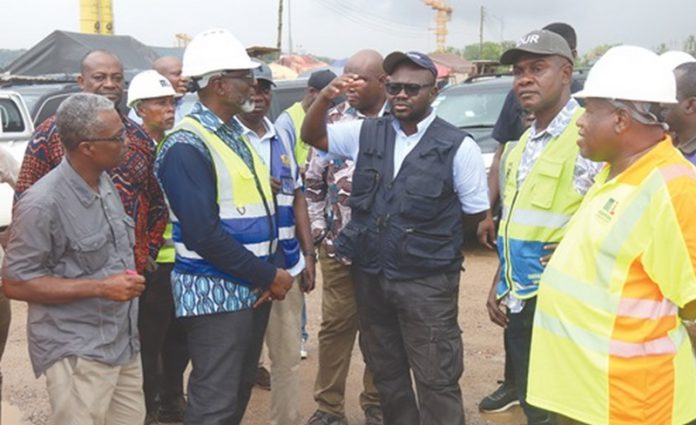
[{"left": 0, "top": 90, "right": 33, "bottom": 230}]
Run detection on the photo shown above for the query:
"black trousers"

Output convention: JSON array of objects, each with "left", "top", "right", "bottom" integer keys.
[
  {"left": 181, "top": 302, "right": 271, "bottom": 425},
  {"left": 505, "top": 297, "right": 553, "bottom": 425},
  {"left": 139, "top": 263, "right": 189, "bottom": 414},
  {"left": 352, "top": 269, "right": 465, "bottom": 425}
]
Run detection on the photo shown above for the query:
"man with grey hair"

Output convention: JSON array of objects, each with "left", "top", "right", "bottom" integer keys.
[{"left": 3, "top": 92, "right": 147, "bottom": 424}]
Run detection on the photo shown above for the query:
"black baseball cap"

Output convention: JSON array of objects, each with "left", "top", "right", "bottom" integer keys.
[
  {"left": 383, "top": 51, "right": 438, "bottom": 78},
  {"left": 500, "top": 29, "right": 574, "bottom": 65},
  {"left": 308, "top": 69, "right": 337, "bottom": 90}
]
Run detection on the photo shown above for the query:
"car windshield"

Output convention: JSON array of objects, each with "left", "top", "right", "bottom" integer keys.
[{"left": 434, "top": 87, "right": 508, "bottom": 128}]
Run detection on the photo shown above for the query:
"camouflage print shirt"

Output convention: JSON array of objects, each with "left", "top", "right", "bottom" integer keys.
[{"left": 305, "top": 101, "right": 387, "bottom": 256}]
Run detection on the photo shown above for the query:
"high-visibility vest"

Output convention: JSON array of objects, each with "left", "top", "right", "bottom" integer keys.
[
  {"left": 527, "top": 138, "right": 696, "bottom": 424},
  {"left": 496, "top": 108, "right": 585, "bottom": 299},
  {"left": 285, "top": 102, "right": 311, "bottom": 167},
  {"left": 270, "top": 130, "right": 301, "bottom": 269},
  {"left": 166, "top": 117, "right": 277, "bottom": 283},
  {"left": 155, "top": 223, "right": 174, "bottom": 263}
]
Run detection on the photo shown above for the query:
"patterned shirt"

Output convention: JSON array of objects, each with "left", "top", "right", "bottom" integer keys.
[
  {"left": 304, "top": 101, "right": 387, "bottom": 256},
  {"left": 156, "top": 102, "right": 276, "bottom": 317},
  {"left": 517, "top": 98, "right": 603, "bottom": 194},
  {"left": 15, "top": 113, "right": 167, "bottom": 273}
]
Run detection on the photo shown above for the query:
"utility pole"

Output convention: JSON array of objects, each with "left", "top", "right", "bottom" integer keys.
[
  {"left": 479, "top": 5, "right": 485, "bottom": 59},
  {"left": 277, "top": 0, "right": 284, "bottom": 52},
  {"left": 288, "top": 0, "right": 293, "bottom": 54}
]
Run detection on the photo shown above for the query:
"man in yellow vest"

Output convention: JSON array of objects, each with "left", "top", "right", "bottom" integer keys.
[
  {"left": 527, "top": 45, "right": 696, "bottom": 425},
  {"left": 275, "top": 69, "right": 337, "bottom": 174},
  {"left": 155, "top": 29, "right": 294, "bottom": 425},
  {"left": 488, "top": 29, "right": 603, "bottom": 424}
]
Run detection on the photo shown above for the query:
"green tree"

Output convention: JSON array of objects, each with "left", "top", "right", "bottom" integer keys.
[
  {"left": 453, "top": 41, "right": 515, "bottom": 61},
  {"left": 577, "top": 44, "right": 617, "bottom": 68}
]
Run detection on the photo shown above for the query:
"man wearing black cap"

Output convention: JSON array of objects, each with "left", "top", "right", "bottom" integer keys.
[
  {"left": 489, "top": 30, "right": 602, "bottom": 424},
  {"left": 477, "top": 22, "right": 582, "bottom": 415},
  {"left": 235, "top": 59, "right": 315, "bottom": 425},
  {"left": 302, "top": 51, "right": 489, "bottom": 425},
  {"left": 276, "top": 69, "right": 338, "bottom": 174}
]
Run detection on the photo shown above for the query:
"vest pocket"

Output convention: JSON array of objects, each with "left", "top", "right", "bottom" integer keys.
[
  {"left": 529, "top": 158, "right": 563, "bottom": 209},
  {"left": 401, "top": 229, "right": 457, "bottom": 264},
  {"left": 350, "top": 169, "right": 380, "bottom": 212},
  {"left": 400, "top": 178, "right": 445, "bottom": 220}
]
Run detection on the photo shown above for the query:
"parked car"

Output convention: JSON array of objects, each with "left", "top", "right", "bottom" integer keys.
[
  {"left": 433, "top": 74, "right": 512, "bottom": 171},
  {"left": 0, "top": 90, "right": 34, "bottom": 228}
]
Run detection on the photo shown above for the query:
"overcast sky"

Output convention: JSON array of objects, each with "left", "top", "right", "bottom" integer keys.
[{"left": 0, "top": 0, "right": 693, "bottom": 58}]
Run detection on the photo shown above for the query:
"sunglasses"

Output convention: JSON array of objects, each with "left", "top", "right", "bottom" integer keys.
[{"left": 385, "top": 82, "right": 433, "bottom": 97}]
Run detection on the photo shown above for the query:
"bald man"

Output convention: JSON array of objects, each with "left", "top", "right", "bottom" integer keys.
[{"left": 304, "top": 49, "right": 387, "bottom": 425}]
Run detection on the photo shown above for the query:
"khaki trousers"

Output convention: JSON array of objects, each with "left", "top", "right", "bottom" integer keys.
[
  {"left": 265, "top": 278, "right": 304, "bottom": 425},
  {"left": 313, "top": 247, "right": 380, "bottom": 416},
  {"left": 45, "top": 354, "right": 145, "bottom": 425}
]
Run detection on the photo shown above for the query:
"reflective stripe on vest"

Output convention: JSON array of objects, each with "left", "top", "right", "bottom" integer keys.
[
  {"left": 270, "top": 131, "right": 301, "bottom": 269},
  {"left": 166, "top": 117, "right": 277, "bottom": 283},
  {"left": 285, "top": 102, "right": 310, "bottom": 167},
  {"left": 496, "top": 108, "right": 585, "bottom": 299}
]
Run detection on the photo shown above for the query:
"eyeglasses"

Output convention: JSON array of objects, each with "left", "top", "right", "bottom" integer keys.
[
  {"left": 82, "top": 128, "right": 127, "bottom": 144},
  {"left": 218, "top": 70, "right": 255, "bottom": 83},
  {"left": 385, "top": 82, "right": 433, "bottom": 97}
]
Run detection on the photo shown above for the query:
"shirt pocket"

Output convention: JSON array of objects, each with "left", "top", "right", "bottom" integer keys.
[{"left": 74, "top": 232, "right": 110, "bottom": 275}]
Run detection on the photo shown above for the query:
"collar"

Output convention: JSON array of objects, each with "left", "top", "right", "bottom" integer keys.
[
  {"left": 391, "top": 109, "right": 437, "bottom": 138},
  {"left": 189, "top": 101, "right": 244, "bottom": 135},
  {"left": 57, "top": 157, "right": 110, "bottom": 207},
  {"left": 678, "top": 133, "right": 696, "bottom": 155},
  {"left": 339, "top": 100, "right": 390, "bottom": 119},
  {"left": 234, "top": 116, "right": 276, "bottom": 142},
  {"left": 529, "top": 98, "right": 579, "bottom": 141}
]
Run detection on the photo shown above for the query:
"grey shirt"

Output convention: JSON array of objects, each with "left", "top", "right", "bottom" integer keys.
[{"left": 3, "top": 158, "right": 139, "bottom": 376}]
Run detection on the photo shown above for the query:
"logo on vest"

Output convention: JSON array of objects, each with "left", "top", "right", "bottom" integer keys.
[
  {"left": 281, "top": 154, "right": 291, "bottom": 166},
  {"left": 597, "top": 198, "right": 618, "bottom": 222},
  {"left": 236, "top": 206, "right": 246, "bottom": 216}
]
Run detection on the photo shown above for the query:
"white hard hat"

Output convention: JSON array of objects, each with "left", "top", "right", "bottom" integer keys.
[
  {"left": 658, "top": 50, "right": 696, "bottom": 71},
  {"left": 575, "top": 45, "right": 678, "bottom": 104},
  {"left": 182, "top": 28, "right": 258, "bottom": 79},
  {"left": 127, "top": 70, "right": 176, "bottom": 108}
]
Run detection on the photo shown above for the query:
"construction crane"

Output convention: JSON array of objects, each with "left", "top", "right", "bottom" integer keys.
[
  {"left": 79, "top": 0, "right": 114, "bottom": 35},
  {"left": 423, "top": 0, "right": 452, "bottom": 52}
]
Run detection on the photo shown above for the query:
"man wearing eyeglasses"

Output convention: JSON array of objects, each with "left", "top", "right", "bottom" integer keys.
[
  {"left": 155, "top": 29, "right": 294, "bottom": 425},
  {"left": 3, "top": 93, "right": 147, "bottom": 424},
  {"left": 302, "top": 51, "right": 489, "bottom": 425}
]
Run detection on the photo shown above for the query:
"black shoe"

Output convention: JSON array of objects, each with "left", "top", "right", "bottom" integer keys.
[
  {"left": 305, "top": 410, "right": 348, "bottom": 425},
  {"left": 479, "top": 380, "right": 519, "bottom": 413},
  {"left": 158, "top": 395, "right": 186, "bottom": 423},
  {"left": 364, "top": 406, "right": 383, "bottom": 425}
]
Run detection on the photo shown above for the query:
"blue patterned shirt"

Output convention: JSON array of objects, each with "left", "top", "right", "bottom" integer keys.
[{"left": 156, "top": 102, "right": 277, "bottom": 317}]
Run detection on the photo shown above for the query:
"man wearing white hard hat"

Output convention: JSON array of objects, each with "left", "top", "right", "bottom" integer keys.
[
  {"left": 660, "top": 52, "right": 696, "bottom": 164},
  {"left": 527, "top": 45, "right": 696, "bottom": 425},
  {"left": 155, "top": 29, "right": 294, "bottom": 425},
  {"left": 127, "top": 69, "right": 180, "bottom": 425}
]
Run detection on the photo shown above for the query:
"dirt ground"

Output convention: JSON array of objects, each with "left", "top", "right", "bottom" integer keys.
[{"left": 1, "top": 245, "right": 526, "bottom": 425}]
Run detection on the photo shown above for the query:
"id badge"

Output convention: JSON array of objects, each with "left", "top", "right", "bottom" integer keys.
[{"left": 280, "top": 176, "right": 295, "bottom": 195}]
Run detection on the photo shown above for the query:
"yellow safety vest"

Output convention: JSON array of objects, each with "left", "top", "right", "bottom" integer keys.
[
  {"left": 285, "top": 102, "right": 311, "bottom": 167},
  {"left": 166, "top": 117, "right": 277, "bottom": 281},
  {"left": 528, "top": 138, "right": 696, "bottom": 424},
  {"left": 496, "top": 108, "right": 585, "bottom": 299}
]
